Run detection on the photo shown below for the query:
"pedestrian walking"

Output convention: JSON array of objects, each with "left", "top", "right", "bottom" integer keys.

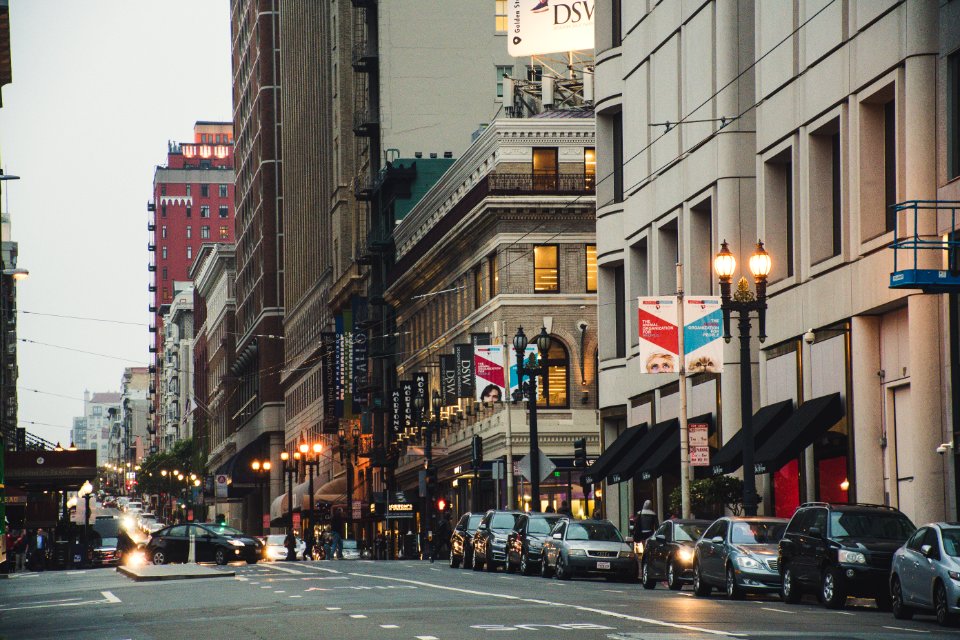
[
  {"left": 330, "top": 509, "right": 344, "bottom": 559},
  {"left": 323, "top": 528, "right": 334, "bottom": 560},
  {"left": 559, "top": 500, "right": 572, "bottom": 517},
  {"left": 30, "top": 529, "right": 48, "bottom": 572},
  {"left": 635, "top": 500, "right": 659, "bottom": 543},
  {"left": 303, "top": 527, "right": 315, "bottom": 561},
  {"left": 13, "top": 530, "right": 26, "bottom": 572},
  {"left": 284, "top": 530, "right": 297, "bottom": 561}
]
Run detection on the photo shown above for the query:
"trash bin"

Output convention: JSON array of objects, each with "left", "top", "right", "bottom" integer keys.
[{"left": 53, "top": 541, "right": 69, "bottom": 570}]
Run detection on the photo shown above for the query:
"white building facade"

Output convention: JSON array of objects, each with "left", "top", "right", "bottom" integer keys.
[{"left": 161, "top": 283, "right": 195, "bottom": 451}]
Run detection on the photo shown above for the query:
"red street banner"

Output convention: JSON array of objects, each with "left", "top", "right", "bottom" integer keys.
[
  {"left": 262, "top": 514, "right": 270, "bottom": 531},
  {"left": 292, "top": 512, "right": 301, "bottom": 531}
]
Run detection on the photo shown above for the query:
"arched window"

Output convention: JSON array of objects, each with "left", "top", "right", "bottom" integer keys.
[{"left": 537, "top": 339, "right": 569, "bottom": 409}]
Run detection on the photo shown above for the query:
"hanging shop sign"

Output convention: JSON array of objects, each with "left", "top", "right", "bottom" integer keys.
[
  {"left": 440, "top": 355, "right": 458, "bottom": 406},
  {"left": 453, "top": 344, "right": 475, "bottom": 399},
  {"left": 507, "top": 0, "right": 595, "bottom": 57}
]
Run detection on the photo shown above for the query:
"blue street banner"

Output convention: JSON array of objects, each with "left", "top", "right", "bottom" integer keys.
[{"left": 683, "top": 297, "right": 724, "bottom": 374}]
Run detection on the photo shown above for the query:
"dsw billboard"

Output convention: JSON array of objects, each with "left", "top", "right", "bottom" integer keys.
[{"left": 508, "top": 0, "right": 595, "bottom": 57}]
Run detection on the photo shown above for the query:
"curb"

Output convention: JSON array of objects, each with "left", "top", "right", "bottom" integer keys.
[{"left": 116, "top": 566, "right": 236, "bottom": 582}]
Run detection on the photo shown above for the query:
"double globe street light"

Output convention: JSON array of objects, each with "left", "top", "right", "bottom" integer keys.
[
  {"left": 713, "top": 239, "right": 772, "bottom": 517},
  {"left": 512, "top": 326, "right": 552, "bottom": 512}
]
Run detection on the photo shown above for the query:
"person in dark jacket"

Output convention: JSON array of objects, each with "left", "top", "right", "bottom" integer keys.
[
  {"left": 284, "top": 531, "right": 298, "bottom": 561},
  {"left": 634, "top": 500, "right": 659, "bottom": 543}
]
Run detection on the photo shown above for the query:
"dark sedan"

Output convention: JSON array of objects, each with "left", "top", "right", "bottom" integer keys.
[
  {"left": 472, "top": 510, "right": 523, "bottom": 572},
  {"left": 506, "top": 513, "right": 564, "bottom": 575},
  {"left": 147, "top": 523, "right": 262, "bottom": 565},
  {"left": 693, "top": 516, "right": 788, "bottom": 599},
  {"left": 449, "top": 512, "right": 483, "bottom": 569},
  {"left": 641, "top": 519, "right": 711, "bottom": 590}
]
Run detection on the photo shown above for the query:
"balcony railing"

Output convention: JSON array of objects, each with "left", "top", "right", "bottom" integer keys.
[
  {"left": 353, "top": 109, "right": 379, "bottom": 137},
  {"left": 488, "top": 172, "right": 596, "bottom": 195},
  {"left": 352, "top": 40, "right": 377, "bottom": 72}
]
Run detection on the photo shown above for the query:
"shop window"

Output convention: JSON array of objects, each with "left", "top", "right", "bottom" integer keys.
[
  {"left": 537, "top": 339, "right": 569, "bottom": 409},
  {"left": 534, "top": 245, "right": 559, "bottom": 293},
  {"left": 585, "top": 245, "right": 597, "bottom": 292}
]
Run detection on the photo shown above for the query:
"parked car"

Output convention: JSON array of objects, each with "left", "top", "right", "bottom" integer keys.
[
  {"left": 137, "top": 513, "right": 158, "bottom": 533},
  {"left": 506, "top": 513, "right": 564, "bottom": 575},
  {"left": 124, "top": 501, "right": 143, "bottom": 513},
  {"left": 640, "top": 519, "right": 711, "bottom": 590},
  {"left": 261, "top": 534, "right": 305, "bottom": 561},
  {"left": 341, "top": 539, "right": 362, "bottom": 560},
  {"left": 147, "top": 523, "right": 262, "bottom": 565},
  {"left": 472, "top": 510, "right": 524, "bottom": 572},
  {"left": 778, "top": 502, "right": 915, "bottom": 609},
  {"left": 449, "top": 512, "right": 483, "bottom": 569},
  {"left": 92, "top": 536, "right": 121, "bottom": 567},
  {"left": 890, "top": 522, "right": 960, "bottom": 626},
  {"left": 539, "top": 518, "right": 636, "bottom": 581},
  {"left": 693, "top": 516, "right": 788, "bottom": 599}
]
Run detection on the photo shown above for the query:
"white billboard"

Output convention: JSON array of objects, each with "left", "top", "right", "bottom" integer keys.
[{"left": 508, "top": 0, "right": 595, "bottom": 57}]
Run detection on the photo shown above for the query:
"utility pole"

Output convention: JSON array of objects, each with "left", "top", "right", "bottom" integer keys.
[{"left": 676, "top": 263, "right": 691, "bottom": 519}]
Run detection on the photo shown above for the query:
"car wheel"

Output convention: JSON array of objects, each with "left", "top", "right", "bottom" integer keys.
[
  {"left": 151, "top": 550, "right": 166, "bottom": 565},
  {"left": 780, "top": 564, "right": 802, "bottom": 604},
  {"left": 246, "top": 558, "right": 258, "bottom": 565},
  {"left": 693, "top": 562, "right": 711, "bottom": 597},
  {"left": 449, "top": 552, "right": 460, "bottom": 569},
  {"left": 485, "top": 557, "right": 497, "bottom": 572},
  {"left": 520, "top": 553, "right": 532, "bottom": 576},
  {"left": 667, "top": 559, "right": 683, "bottom": 591},
  {"left": 215, "top": 547, "right": 228, "bottom": 566},
  {"left": 891, "top": 576, "right": 913, "bottom": 620},
  {"left": 935, "top": 581, "right": 956, "bottom": 627},
  {"left": 473, "top": 552, "right": 485, "bottom": 571},
  {"left": 641, "top": 559, "right": 657, "bottom": 590},
  {"left": 726, "top": 565, "right": 745, "bottom": 600},
  {"left": 540, "top": 555, "right": 553, "bottom": 578},
  {"left": 821, "top": 566, "right": 847, "bottom": 609},
  {"left": 556, "top": 554, "right": 572, "bottom": 580}
]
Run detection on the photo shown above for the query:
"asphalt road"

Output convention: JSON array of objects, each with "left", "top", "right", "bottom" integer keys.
[{"left": 2, "top": 557, "right": 960, "bottom": 639}]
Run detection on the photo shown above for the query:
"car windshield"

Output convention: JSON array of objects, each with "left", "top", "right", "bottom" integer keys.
[
  {"left": 675, "top": 524, "right": 707, "bottom": 542},
  {"left": 202, "top": 525, "right": 244, "bottom": 536},
  {"left": 467, "top": 515, "right": 483, "bottom": 531},
  {"left": 343, "top": 540, "right": 358, "bottom": 549},
  {"left": 730, "top": 521, "right": 787, "bottom": 545},
  {"left": 266, "top": 535, "right": 287, "bottom": 545},
  {"left": 830, "top": 511, "right": 915, "bottom": 540},
  {"left": 529, "top": 517, "right": 562, "bottom": 535},
  {"left": 942, "top": 529, "right": 960, "bottom": 556},
  {"left": 490, "top": 513, "right": 520, "bottom": 530},
  {"left": 99, "top": 537, "right": 118, "bottom": 547},
  {"left": 566, "top": 523, "right": 623, "bottom": 542}
]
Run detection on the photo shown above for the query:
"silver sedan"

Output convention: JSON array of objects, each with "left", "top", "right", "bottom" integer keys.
[
  {"left": 891, "top": 523, "right": 960, "bottom": 626},
  {"left": 540, "top": 519, "right": 637, "bottom": 582}
]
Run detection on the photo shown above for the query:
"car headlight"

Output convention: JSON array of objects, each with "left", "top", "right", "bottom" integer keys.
[
  {"left": 949, "top": 571, "right": 960, "bottom": 581},
  {"left": 736, "top": 555, "right": 762, "bottom": 570},
  {"left": 676, "top": 548, "right": 694, "bottom": 564},
  {"left": 228, "top": 539, "right": 246, "bottom": 547},
  {"left": 619, "top": 551, "right": 635, "bottom": 559},
  {"left": 636, "top": 542, "right": 644, "bottom": 555},
  {"left": 837, "top": 549, "right": 866, "bottom": 565},
  {"left": 568, "top": 548, "right": 586, "bottom": 556}
]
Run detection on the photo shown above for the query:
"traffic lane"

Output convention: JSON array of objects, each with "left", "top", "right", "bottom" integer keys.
[{"left": 359, "top": 560, "right": 960, "bottom": 638}]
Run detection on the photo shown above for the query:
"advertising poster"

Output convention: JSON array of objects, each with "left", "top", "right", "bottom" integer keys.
[
  {"left": 507, "top": 0, "right": 596, "bottom": 57},
  {"left": 439, "top": 355, "right": 457, "bottom": 406},
  {"left": 637, "top": 297, "right": 679, "bottom": 374},
  {"left": 683, "top": 297, "right": 724, "bottom": 374},
  {"left": 453, "top": 344, "right": 475, "bottom": 399},
  {"left": 474, "top": 345, "right": 506, "bottom": 403},
  {"left": 509, "top": 344, "right": 540, "bottom": 400}
]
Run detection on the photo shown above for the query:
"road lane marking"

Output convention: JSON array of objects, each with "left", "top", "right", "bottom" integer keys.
[
  {"left": 415, "top": 636, "right": 438, "bottom": 640},
  {"left": 760, "top": 607, "right": 793, "bottom": 614},
  {"left": 289, "top": 595, "right": 303, "bottom": 598},
  {"left": 261, "top": 586, "right": 272, "bottom": 589},
  {"left": 380, "top": 625, "right": 399, "bottom": 629},
  {"left": 0, "top": 598, "right": 82, "bottom": 607},
  {"left": 349, "top": 614, "right": 367, "bottom": 618},
  {"left": 326, "top": 606, "right": 342, "bottom": 610},
  {"left": 603, "top": 589, "right": 624, "bottom": 593},
  {"left": 883, "top": 626, "right": 930, "bottom": 634},
  {"left": 676, "top": 592, "right": 693, "bottom": 597},
  {"left": 347, "top": 572, "right": 745, "bottom": 637},
  {"left": 101, "top": 592, "right": 121, "bottom": 604}
]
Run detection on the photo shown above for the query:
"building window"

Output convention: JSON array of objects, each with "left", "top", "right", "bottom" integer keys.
[
  {"left": 612, "top": 113, "right": 624, "bottom": 203},
  {"left": 219, "top": 205, "right": 229, "bottom": 218},
  {"left": 163, "top": 287, "right": 169, "bottom": 299},
  {"left": 186, "top": 185, "right": 191, "bottom": 197},
  {"left": 534, "top": 245, "right": 559, "bottom": 293},
  {"left": 201, "top": 184, "right": 209, "bottom": 198},
  {"left": 537, "top": 339, "right": 569, "bottom": 409},
  {"left": 614, "top": 265, "right": 626, "bottom": 357},
  {"left": 186, "top": 226, "right": 192, "bottom": 239},
  {"left": 586, "top": 245, "right": 597, "bottom": 292},
  {"left": 160, "top": 185, "right": 166, "bottom": 196},
  {"left": 810, "top": 119, "right": 842, "bottom": 263},
  {"left": 584, "top": 147, "right": 596, "bottom": 191},
  {"left": 161, "top": 225, "right": 167, "bottom": 239},
  {"left": 187, "top": 246, "right": 193, "bottom": 260},
  {"left": 162, "top": 267, "right": 168, "bottom": 280},
  {"left": 161, "top": 246, "right": 167, "bottom": 260},
  {"left": 532, "top": 147, "right": 558, "bottom": 191},
  {"left": 495, "top": 0, "right": 507, "bottom": 32},
  {"left": 612, "top": 0, "right": 622, "bottom": 47},
  {"left": 489, "top": 252, "right": 499, "bottom": 297},
  {"left": 884, "top": 100, "right": 897, "bottom": 232},
  {"left": 474, "top": 265, "right": 485, "bottom": 308},
  {"left": 220, "top": 225, "right": 229, "bottom": 239},
  {"left": 200, "top": 205, "right": 210, "bottom": 218},
  {"left": 496, "top": 65, "right": 513, "bottom": 98},
  {"left": 950, "top": 51, "right": 960, "bottom": 180},
  {"left": 186, "top": 206, "right": 192, "bottom": 218},
  {"left": 201, "top": 226, "right": 211, "bottom": 239},
  {"left": 219, "top": 184, "right": 228, "bottom": 198},
  {"left": 527, "top": 65, "right": 543, "bottom": 82},
  {"left": 161, "top": 205, "right": 167, "bottom": 218}
]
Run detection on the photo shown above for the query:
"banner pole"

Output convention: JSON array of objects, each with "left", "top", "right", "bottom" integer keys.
[
  {"left": 503, "top": 332, "right": 515, "bottom": 509},
  {"left": 677, "top": 263, "right": 691, "bottom": 519}
]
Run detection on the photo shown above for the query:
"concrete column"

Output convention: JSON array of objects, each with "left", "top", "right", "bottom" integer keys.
[
  {"left": 851, "top": 316, "right": 884, "bottom": 505},
  {"left": 801, "top": 338, "right": 816, "bottom": 503},
  {"left": 269, "top": 431, "right": 284, "bottom": 515}
]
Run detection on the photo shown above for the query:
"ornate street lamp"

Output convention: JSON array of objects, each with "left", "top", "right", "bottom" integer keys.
[
  {"left": 714, "top": 239, "right": 771, "bottom": 516},
  {"left": 279, "top": 451, "right": 298, "bottom": 553},
  {"left": 513, "top": 326, "right": 552, "bottom": 512},
  {"left": 338, "top": 425, "right": 362, "bottom": 539},
  {"left": 251, "top": 459, "right": 272, "bottom": 535},
  {"left": 299, "top": 438, "right": 323, "bottom": 552}
]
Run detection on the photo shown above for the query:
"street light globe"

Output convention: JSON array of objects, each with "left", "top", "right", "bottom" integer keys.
[
  {"left": 535, "top": 327, "right": 552, "bottom": 356},
  {"left": 299, "top": 442, "right": 309, "bottom": 454},
  {"left": 193, "top": 479, "right": 201, "bottom": 487},
  {"left": 714, "top": 240, "right": 736, "bottom": 281},
  {"left": 251, "top": 461, "right": 261, "bottom": 471},
  {"left": 173, "top": 469, "right": 179, "bottom": 476},
  {"left": 512, "top": 326, "right": 528, "bottom": 353},
  {"left": 280, "top": 452, "right": 289, "bottom": 462},
  {"left": 312, "top": 442, "right": 322, "bottom": 454},
  {"left": 190, "top": 473, "right": 196, "bottom": 481},
  {"left": 161, "top": 470, "right": 168, "bottom": 477},
  {"left": 351, "top": 426, "right": 360, "bottom": 440},
  {"left": 748, "top": 239, "right": 772, "bottom": 281},
  {"left": 177, "top": 474, "right": 184, "bottom": 481},
  {"left": 262, "top": 461, "right": 271, "bottom": 471}
]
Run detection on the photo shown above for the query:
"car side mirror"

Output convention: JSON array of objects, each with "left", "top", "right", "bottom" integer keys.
[
  {"left": 711, "top": 536, "right": 724, "bottom": 545},
  {"left": 808, "top": 526, "right": 822, "bottom": 538},
  {"left": 655, "top": 534, "right": 666, "bottom": 541},
  {"left": 921, "top": 544, "right": 935, "bottom": 559},
  {"left": 552, "top": 532, "right": 563, "bottom": 540}
]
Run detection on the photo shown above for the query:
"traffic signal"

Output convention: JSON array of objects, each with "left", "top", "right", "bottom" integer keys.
[
  {"left": 574, "top": 437, "right": 587, "bottom": 468},
  {"left": 471, "top": 435, "right": 483, "bottom": 468},
  {"left": 436, "top": 497, "right": 446, "bottom": 512}
]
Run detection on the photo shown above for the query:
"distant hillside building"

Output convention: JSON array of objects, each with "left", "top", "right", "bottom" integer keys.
[{"left": 83, "top": 391, "right": 121, "bottom": 464}]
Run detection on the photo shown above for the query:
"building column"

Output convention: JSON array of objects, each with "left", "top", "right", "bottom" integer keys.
[
  {"left": 269, "top": 431, "right": 284, "bottom": 523},
  {"left": 851, "top": 316, "right": 884, "bottom": 505}
]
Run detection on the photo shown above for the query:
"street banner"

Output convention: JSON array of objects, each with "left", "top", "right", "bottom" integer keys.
[
  {"left": 453, "top": 344, "right": 475, "bottom": 398},
  {"left": 352, "top": 500, "right": 363, "bottom": 521},
  {"left": 262, "top": 514, "right": 270, "bottom": 531},
  {"left": 390, "top": 388, "right": 403, "bottom": 437},
  {"left": 474, "top": 345, "right": 506, "bottom": 403},
  {"left": 509, "top": 344, "right": 539, "bottom": 400},
  {"left": 215, "top": 474, "right": 229, "bottom": 499},
  {"left": 321, "top": 332, "right": 337, "bottom": 431},
  {"left": 335, "top": 315, "right": 345, "bottom": 417},
  {"left": 689, "top": 422, "right": 710, "bottom": 467},
  {"left": 292, "top": 512, "right": 301, "bottom": 531},
  {"left": 400, "top": 381, "right": 415, "bottom": 432},
  {"left": 440, "top": 355, "right": 457, "bottom": 406},
  {"left": 351, "top": 297, "right": 369, "bottom": 412},
  {"left": 507, "top": 0, "right": 595, "bottom": 57},
  {"left": 414, "top": 372, "right": 429, "bottom": 422},
  {"left": 683, "top": 297, "right": 724, "bottom": 374},
  {"left": 638, "top": 297, "right": 679, "bottom": 374}
]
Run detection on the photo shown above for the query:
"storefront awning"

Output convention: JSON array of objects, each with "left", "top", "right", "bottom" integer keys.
[
  {"left": 313, "top": 475, "right": 347, "bottom": 505},
  {"left": 709, "top": 400, "right": 794, "bottom": 476},
  {"left": 753, "top": 393, "right": 844, "bottom": 475},
  {"left": 6, "top": 450, "right": 97, "bottom": 492},
  {"left": 581, "top": 423, "right": 648, "bottom": 485},
  {"left": 606, "top": 418, "right": 678, "bottom": 484},
  {"left": 635, "top": 415, "right": 713, "bottom": 482}
]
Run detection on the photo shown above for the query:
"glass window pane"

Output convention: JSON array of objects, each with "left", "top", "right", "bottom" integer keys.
[
  {"left": 584, "top": 147, "right": 596, "bottom": 191},
  {"left": 585, "top": 245, "right": 597, "bottom": 292},
  {"left": 534, "top": 245, "right": 559, "bottom": 292}
]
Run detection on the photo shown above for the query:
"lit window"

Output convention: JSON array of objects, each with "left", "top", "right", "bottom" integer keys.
[
  {"left": 495, "top": 0, "right": 508, "bottom": 33},
  {"left": 496, "top": 65, "right": 513, "bottom": 98},
  {"left": 584, "top": 147, "right": 596, "bottom": 191},
  {"left": 586, "top": 245, "right": 597, "bottom": 292},
  {"left": 532, "top": 148, "right": 558, "bottom": 191},
  {"left": 474, "top": 265, "right": 485, "bottom": 308},
  {"left": 220, "top": 225, "right": 229, "bottom": 239},
  {"left": 534, "top": 245, "right": 559, "bottom": 293},
  {"left": 537, "top": 340, "right": 569, "bottom": 409}
]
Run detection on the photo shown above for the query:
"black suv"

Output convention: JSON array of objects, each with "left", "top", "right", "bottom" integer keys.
[
  {"left": 778, "top": 502, "right": 916, "bottom": 609},
  {"left": 449, "top": 512, "right": 483, "bottom": 569},
  {"left": 471, "top": 510, "right": 523, "bottom": 572}
]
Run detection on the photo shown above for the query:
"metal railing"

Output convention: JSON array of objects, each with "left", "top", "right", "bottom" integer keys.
[{"left": 488, "top": 172, "right": 595, "bottom": 195}]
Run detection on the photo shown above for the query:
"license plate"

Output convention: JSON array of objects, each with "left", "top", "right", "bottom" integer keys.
[{"left": 596, "top": 561, "right": 611, "bottom": 570}]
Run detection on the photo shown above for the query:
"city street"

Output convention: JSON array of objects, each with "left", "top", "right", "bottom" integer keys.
[{"left": 2, "top": 559, "right": 959, "bottom": 640}]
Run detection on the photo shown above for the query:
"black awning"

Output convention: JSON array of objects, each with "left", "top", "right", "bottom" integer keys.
[
  {"left": 709, "top": 400, "right": 794, "bottom": 476},
  {"left": 581, "top": 423, "right": 648, "bottom": 485},
  {"left": 754, "top": 393, "right": 845, "bottom": 475},
  {"left": 636, "top": 414, "right": 714, "bottom": 481},
  {"left": 606, "top": 418, "right": 678, "bottom": 484}
]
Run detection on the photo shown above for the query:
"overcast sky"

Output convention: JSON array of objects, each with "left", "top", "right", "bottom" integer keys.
[{"left": 0, "top": 1, "right": 232, "bottom": 445}]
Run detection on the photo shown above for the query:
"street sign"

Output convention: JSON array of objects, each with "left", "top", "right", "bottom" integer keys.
[
  {"left": 352, "top": 499, "right": 362, "bottom": 521},
  {"left": 491, "top": 460, "right": 504, "bottom": 480},
  {"left": 262, "top": 514, "right": 270, "bottom": 530},
  {"left": 517, "top": 451, "right": 556, "bottom": 483},
  {"left": 689, "top": 422, "right": 710, "bottom": 467},
  {"left": 292, "top": 512, "right": 301, "bottom": 530},
  {"left": 215, "top": 474, "right": 229, "bottom": 498}
]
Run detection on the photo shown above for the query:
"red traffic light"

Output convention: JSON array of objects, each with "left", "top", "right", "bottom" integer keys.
[{"left": 436, "top": 498, "right": 446, "bottom": 512}]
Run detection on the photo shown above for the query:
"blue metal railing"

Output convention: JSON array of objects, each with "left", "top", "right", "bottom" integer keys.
[{"left": 890, "top": 200, "right": 960, "bottom": 292}]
